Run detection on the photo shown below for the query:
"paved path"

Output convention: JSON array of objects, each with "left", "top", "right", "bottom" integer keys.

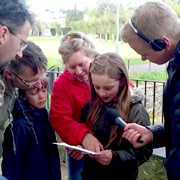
[{"left": 127, "top": 63, "right": 168, "bottom": 74}]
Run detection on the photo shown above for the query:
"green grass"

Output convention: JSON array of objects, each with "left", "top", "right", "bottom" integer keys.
[
  {"left": 119, "top": 42, "right": 150, "bottom": 65},
  {"left": 130, "top": 71, "right": 168, "bottom": 81},
  {"left": 90, "top": 37, "right": 149, "bottom": 65},
  {"left": 138, "top": 156, "right": 167, "bottom": 180},
  {"left": 27, "top": 36, "right": 148, "bottom": 69},
  {"left": 28, "top": 36, "right": 62, "bottom": 68}
]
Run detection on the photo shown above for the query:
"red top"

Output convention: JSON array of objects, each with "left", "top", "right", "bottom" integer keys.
[
  {"left": 50, "top": 69, "right": 134, "bottom": 145},
  {"left": 50, "top": 69, "right": 91, "bottom": 145}
]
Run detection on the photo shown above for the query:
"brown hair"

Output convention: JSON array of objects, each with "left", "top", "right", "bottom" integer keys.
[{"left": 87, "top": 53, "right": 131, "bottom": 148}]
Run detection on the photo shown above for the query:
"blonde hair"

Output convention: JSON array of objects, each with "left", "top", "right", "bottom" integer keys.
[
  {"left": 58, "top": 33, "right": 98, "bottom": 64},
  {"left": 121, "top": 1, "right": 180, "bottom": 43},
  {"left": 87, "top": 53, "right": 131, "bottom": 148}
]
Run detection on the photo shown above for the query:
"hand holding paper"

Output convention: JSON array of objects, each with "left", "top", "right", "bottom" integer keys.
[{"left": 53, "top": 142, "right": 110, "bottom": 155}]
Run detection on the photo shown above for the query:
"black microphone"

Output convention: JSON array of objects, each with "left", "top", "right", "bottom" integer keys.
[{"left": 104, "top": 108, "right": 143, "bottom": 143}]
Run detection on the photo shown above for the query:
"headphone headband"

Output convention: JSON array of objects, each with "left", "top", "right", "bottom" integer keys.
[{"left": 128, "top": 18, "right": 166, "bottom": 51}]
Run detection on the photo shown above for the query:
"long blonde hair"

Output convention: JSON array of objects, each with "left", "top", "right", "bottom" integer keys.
[{"left": 87, "top": 53, "right": 131, "bottom": 147}]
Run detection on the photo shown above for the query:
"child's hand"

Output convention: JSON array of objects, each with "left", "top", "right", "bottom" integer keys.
[
  {"left": 67, "top": 145, "right": 84, "bottom": 160},
  {"left": 91, "top": 150, "right": 112, "bottom": 165},
  {"left": 82, "top": 133, "right": 104, "bottom": 152}
]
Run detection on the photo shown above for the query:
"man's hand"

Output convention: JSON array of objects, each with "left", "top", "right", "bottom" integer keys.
[
  {"left": 82, "top": 133, "right": 104, "bottom": 152},
  {"left": 122, "top": 123, "right": 153, "bottom": 148}
]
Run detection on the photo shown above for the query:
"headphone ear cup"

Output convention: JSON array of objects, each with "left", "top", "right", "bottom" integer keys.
[{"left": 152, "top": 39, "right": 167, "bottom": 51}]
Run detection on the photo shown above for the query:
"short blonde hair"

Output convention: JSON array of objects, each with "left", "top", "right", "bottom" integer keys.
[
  {"left": 121, "top": 1, "right": 180, "bottom": 43},
  {"left": 58, "top": 33, "right": 98, "bottom": 64}
]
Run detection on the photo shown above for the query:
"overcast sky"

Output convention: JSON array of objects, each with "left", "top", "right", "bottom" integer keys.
[{"left": 27, "top": 0, "right": 152, "bottom": 14}]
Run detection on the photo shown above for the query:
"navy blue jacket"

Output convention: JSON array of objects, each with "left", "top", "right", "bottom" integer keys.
[
  {"left": 148, "top": 41, "right": 180, "bottom": 179},
  {"left": 2, "top": 99, "right": 61, "bottom": 180}
]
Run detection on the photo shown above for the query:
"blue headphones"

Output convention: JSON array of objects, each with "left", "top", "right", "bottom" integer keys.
[{"left": 128, "top": 18, "right": 166, "bottom": 51}]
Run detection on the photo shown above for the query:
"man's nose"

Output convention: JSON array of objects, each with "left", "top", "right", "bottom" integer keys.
[
  {"left": 16, "top": 49, "right": 23, "bottom": 58},
  {"left": 141, "top": 55, "right": 148, "bottom": 61}
]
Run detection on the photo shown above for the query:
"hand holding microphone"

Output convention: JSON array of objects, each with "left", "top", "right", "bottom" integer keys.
[{"left": 104, "top": 108, "right": 144, "bottom": 144}]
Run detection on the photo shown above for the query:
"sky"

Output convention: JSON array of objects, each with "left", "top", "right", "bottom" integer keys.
[
  {"left": 27, "top": 0, "right": 98, "bottom": 13},
  {"left": 27, "top": 0, "right": 150, "bottom": 14}
]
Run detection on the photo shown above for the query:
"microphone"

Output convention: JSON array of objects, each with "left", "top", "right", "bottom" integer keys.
[{"left": 104, "top": 108, "right": 143, "bottom": 143}]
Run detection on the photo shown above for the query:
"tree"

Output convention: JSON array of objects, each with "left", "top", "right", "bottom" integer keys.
[
  {"left": 65, "top": 8, "right": 84, "bottom": 26},
  {"left": 50, "top": 22, "right": 61, "bottom": 36},
  {"left": 166, "top": 0, "right": 180, "bottom": 17},
  {"left": 32, "top": 20, "right": 43, "bottom": 36}
]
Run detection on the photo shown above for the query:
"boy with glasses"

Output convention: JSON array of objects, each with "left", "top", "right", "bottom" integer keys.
[
  {"left": 0, "top": 41, "right": 47, "bottom": 158},
  {"left": 2, "top": 78, "right": 61, "bottom": 179}
]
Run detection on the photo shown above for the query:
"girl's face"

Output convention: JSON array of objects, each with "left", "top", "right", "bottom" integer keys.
[
  {"left": 91, "top": 73, "right": 120, "bottom": 103},
  {"left": 24, "top": 87, "right": 47, "bottom": 109},
  {"left": 65, "top": 51, "right": 93, "bottom": 82}
]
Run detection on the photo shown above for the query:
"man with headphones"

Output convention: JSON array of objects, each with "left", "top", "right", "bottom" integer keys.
[{"left": 121, "top": 1, "right": 180, "bottom": 180}]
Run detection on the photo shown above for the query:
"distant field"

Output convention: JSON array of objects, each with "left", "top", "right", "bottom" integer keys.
[
  {"left": 130, "top": 71, "right": 168, "bottom": 82},
  {"left": 28, "top": 36, "right": 149, "bottom": 69},
  {"left": 28, "top": 36, "right": 62, "bottom": 68}
]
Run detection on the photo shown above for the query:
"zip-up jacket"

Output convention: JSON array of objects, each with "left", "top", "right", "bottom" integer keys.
[
  {"left": 148, "top": 41, "right": 180, "bottom": 179},
  {"left": 2, "top": 99, "right": 61, "bottom": 180}
]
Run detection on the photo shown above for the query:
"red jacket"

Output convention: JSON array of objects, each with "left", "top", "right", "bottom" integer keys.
[
  {"left": 50, "top": 69, "right": 135, "bottom": 145},
  {"left": 50, "top": 69, "right": 91, "bottom": 145}
]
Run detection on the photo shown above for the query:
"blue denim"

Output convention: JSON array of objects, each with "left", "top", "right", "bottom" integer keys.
[
  {"left": 67, "top": 153, "right": 85, "bottom": 180},
  {"left": 0, "top": 175, "right": 7, "bottom": 180}
]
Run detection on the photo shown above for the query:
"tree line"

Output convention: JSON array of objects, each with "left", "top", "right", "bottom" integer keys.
[{"left": 30, "top": 0, "right": 180, "bottom": 40}]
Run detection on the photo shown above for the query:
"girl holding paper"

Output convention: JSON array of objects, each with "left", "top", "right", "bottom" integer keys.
[{"left": 79, "top": 53, "right": 152, "bottom": 180}]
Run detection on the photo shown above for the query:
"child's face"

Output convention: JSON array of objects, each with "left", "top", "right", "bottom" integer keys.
[
  {"left": 91, "top": 73, "right": 120, "bottom": 103},
  {"left": 24, "top": 87, "right": 47, "bottom": 109}
]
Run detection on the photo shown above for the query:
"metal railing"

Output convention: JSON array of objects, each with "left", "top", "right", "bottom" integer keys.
[{"left": 46, "top": 68, "right": 166, "bottom": 125}]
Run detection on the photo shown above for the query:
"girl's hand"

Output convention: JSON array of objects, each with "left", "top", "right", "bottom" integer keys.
[
  {"left": 91, "top": 150, "right": 112, "bottom": 165},
  {"left": 67, "top": 145, "right": 84, "bottom": 160},
  {"left": 82, "top": 133, "right": 104, "bottom": 152}
]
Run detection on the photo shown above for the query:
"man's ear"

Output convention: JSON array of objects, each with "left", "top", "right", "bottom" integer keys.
[
  {"left": 162, "top": 37, "right": 171, "bottom": 49},
  {"left": 0, "top": 26, "right": 9, "bottom": 45},
  {"left": 4, "top": 69, "right": 13, "bottom": 80}
]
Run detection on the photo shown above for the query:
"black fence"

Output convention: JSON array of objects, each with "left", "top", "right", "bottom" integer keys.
[{"left": 46, "top": 68, "right": 166, "bottom": 126}]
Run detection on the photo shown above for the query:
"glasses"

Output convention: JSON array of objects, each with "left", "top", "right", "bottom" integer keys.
[
  {"left": 0, "top": 23, "right": 28, "bottom": 51},
  {"left": 14, "top": 73, "right": 47, "bottom": 87}
]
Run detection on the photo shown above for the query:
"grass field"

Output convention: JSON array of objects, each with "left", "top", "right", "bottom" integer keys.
[
  {"left": 28, "top": 36, "right": 62, "bottom": 68},
  {"left": 130, "top": 71, "right": 168, "bottom": 82},
  {"left": 28, "top": 36, "right": 167, "bottom": 81},
  {"left": 28, "top": 36, "right": 149, "bottom": 68}
]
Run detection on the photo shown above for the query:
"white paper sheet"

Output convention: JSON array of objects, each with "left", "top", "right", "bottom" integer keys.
[{"left": 53, "top": 142, "right": 111, "bottom": 155}]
